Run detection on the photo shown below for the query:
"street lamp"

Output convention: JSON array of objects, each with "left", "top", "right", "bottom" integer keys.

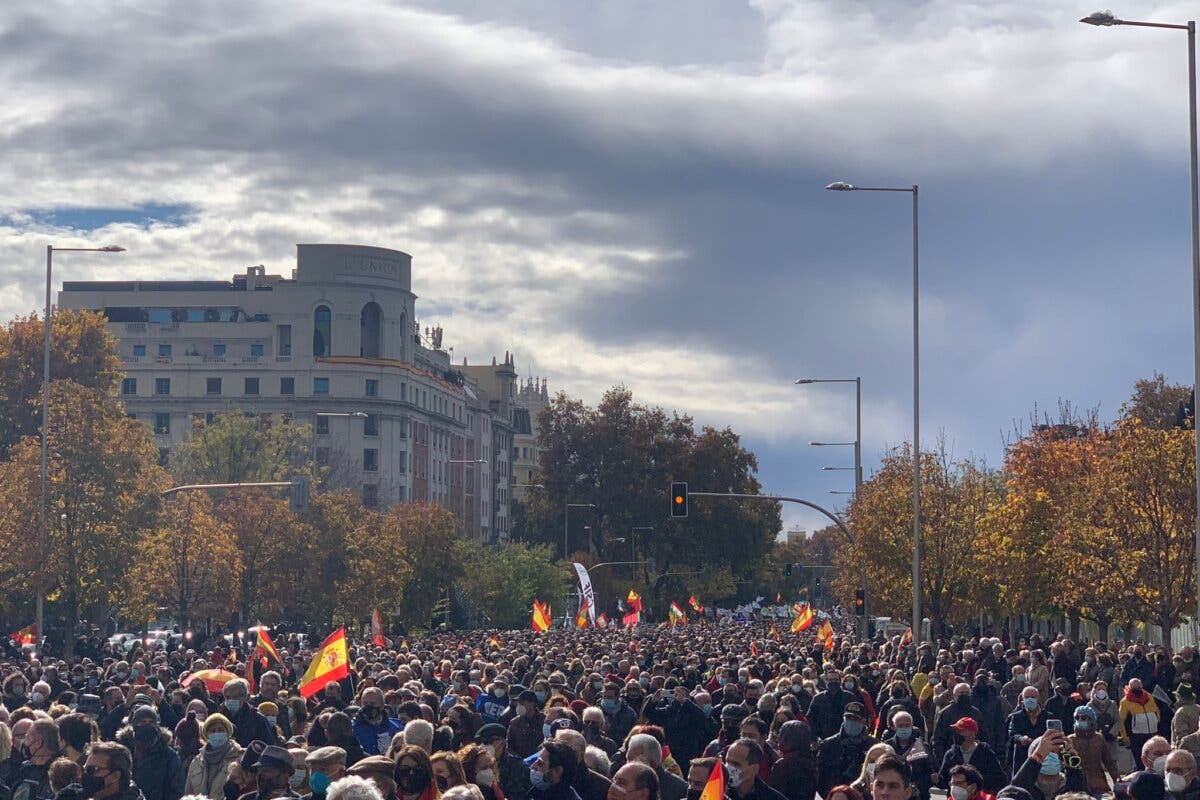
[
  {"left": 1079, "top": 7, "right": 1200, "bottom": 645},
  {"left": 564, "top": 503, "right": 596, "bottom": 559},
  {"left": 40, "top": 243, "right": 125, "bottom": 651},
  {"left": 825, "top": 180, "right": 921, "bottom": 641}
]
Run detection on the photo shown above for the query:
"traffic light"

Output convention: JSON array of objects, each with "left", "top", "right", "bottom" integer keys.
[
  {"left": 670, "top": 482, "right": 688, "bottom": 518},
  {"left": 784, "top": 563, "right": 793, "bottom": 577},
  {"left": 289, "top": 475, "right": 310, "bottom": 511},
  {"left": 855, "top": 588, "right": 866, "bottom": 616}
]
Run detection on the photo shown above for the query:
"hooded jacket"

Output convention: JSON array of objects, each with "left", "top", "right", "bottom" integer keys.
[
  {"left": 116, "top": 726, "right": 185, "bottom": 800},
  {"left": 1118, "top": 688, "right": 1161, "bottom": 743}
]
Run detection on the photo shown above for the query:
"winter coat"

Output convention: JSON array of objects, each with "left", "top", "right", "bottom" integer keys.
[
  {"left": 938, "top": 742, "right": 1006, "bottom": 794},
  {"left": 645, "top": 698, "right": 711, "bottom": 768},
  {"left": 816, "top": 732, "right": 876, "bottom": 797},
  {"left": 117, "top": 727, "right": 185, "bottom": 800},
  {"left": 225, "top": 703, "right": 277, "bottom": 749},
  {"left": 184, "top": 741, "right": 243, "bottom": 800},
  {"left": 351, "top": 709, "right": 404, "bottom": 757},
  {"left": 767, "top": 750, "right": 818, "bottom": 800},
  {"left": 1006, "top": 707, "right": 1049, "bottom": 774},
  {"left": 1118, "top": 690, "right": 1161, "bottom": 744},
  {"left": 1173, "top": 701, "right": 1200, "bottom": 745}
]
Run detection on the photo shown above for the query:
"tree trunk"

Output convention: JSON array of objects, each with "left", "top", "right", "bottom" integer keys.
[{"left": 1095, "top": 614, "right": 1113, "bottom": 643}]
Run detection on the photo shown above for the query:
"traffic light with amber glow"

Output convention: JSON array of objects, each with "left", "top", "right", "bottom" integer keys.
[
  {"left": 670, "top": 482, "right": 688, "bottom": 518},
  {"left": 855, "top": 588, "right": 866, "bottom": 616}
]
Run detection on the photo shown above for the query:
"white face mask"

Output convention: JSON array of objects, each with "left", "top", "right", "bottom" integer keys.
[
  {"left": 1153, "top": 755, "right": 1169, "bottom": 775},
  {"left": 475, "top": 769, "right": 495, "bottom": 786},
  {"left": 866, "top": 764, "right": 876, "bottom": 781},
  {"left": 950, "top": 787, "right": 970, "bottom": 800},
  {"left": 1167, "top": 773, "right": 1189, "bottom": 793},
  {"left": 1093, "top": 690, "right": 1107, "bottom": 701}
]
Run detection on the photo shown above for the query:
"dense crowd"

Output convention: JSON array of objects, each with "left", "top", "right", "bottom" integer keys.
[{"left": 0, "top": 617, "right": 1199, "bottom": 800}]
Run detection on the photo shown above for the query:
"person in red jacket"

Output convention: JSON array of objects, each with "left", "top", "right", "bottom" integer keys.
[{"left": 947, "top": 765, "right": 995, "bottom": 800}]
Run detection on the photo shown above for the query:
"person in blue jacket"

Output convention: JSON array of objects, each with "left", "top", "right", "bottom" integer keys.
[
  {"left": 477, "top": 677, "right": 511, "bottom": 726},
  {"left": 352, "top": 688, "right": 403, "bottom": 756}
]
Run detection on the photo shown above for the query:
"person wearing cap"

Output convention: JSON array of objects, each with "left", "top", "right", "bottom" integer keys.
[
  {"left": 816, "top": 702, "right": 877, "bottom": 798},
  {"left": 1043, "top": 681, "right": 1078, "bottom": 733},
  {"left": 938, "top": 716, "right": 1003, "bottom": 795},
  {"left": 347, "top": 756, "right": 396, "bottom": 800},
  {"left": 507, "top": 692, "right": 544, "bottom": 760},
  {"left": 808, "top": 673, "right": 861, "bottom": 742},
  {"left": 1173, "top": 687, "right": 1200, "bottom": 748},
  {"left": 248, "top": 746, "right": 296, "bottom": 800},
  {"left": 185, "top": 714, "right": 243, "bottom": 800},
  {"left": 703, "top": 701, "right": 749, "bottom": 758},
  {"left": 1067, "top": 705, "right": 1118, "bottom": 795},
  {"left": 117, "top": 704, "right": 183, "bottom": 800},
  {"left": 476, "top": 723, "right": 529, "bottom": 800},
  {"left": 303, "top": 747, "right": 348, "bottom": 800}
]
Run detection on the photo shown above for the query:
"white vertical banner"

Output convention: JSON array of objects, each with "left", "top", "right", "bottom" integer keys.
[{"left": 573, "top": 562, "right": 597, "bottom": 624}]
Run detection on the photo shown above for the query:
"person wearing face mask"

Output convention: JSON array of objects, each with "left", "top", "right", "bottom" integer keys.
[
  {"left": 725, "top": 738, "right": 786, "bottom": 800},
  {"left": 529, "top": 742, "right": 582, "bottom": 800},
  {"left": 849, "top": 743, "right": 894, "bottom": 800},
  {"left": 1043, "top": 681, "right": 1080, "bottom": 733},
  {"left": 82, "top": 742, "right": 144, "bottom": 800},
  {"left": 352, "top": 690, "right": 403, "bottom": 758},
  {"left": 184, "top": 714, "right": 243, "bottom": 800},
  {"left": 4, "top": 673, "right": 30, "bottom": 713},
  {"left": 476, "top": 680, "right": 510, "bottom": 727},
  {"left": 1006, "top": 687, "right": 1048, "bottom": 775},
  {"left": 10, "top": 718, "right": 60, "bottom": 800},
  {"left": 644, "top": 686, "right": 707, "bottom": 769},
  {"left": 766, "top": 720, "right": 816, "bottom": 800},
  {"left": 1011, "top": 731, "right": 1087, "bottom": 800},
  {"left": 1173, "top": 687, "right": 1200, "bottom": 748},
  {"left": 245, "top": 746, "right": 296, "bottom": 800},
  {"left": 1164, "top": 749, "right": 1200, "bottom": 800},
  {"left": 1067, "top": 706, "right": 1118, "bottom": 795},
  {"left": 300, "top": 748, "right": 348, "bottom": 800},
  {"left": 1121, "top": 679, "right": 1162, "bottom": 765},
  {"left": 816, "top": 704, "right": 877, "bottom": 798},
  {"left": 932, "top": 685, "right": 981, "bottom": 767},
  {"left": 875, "top": 683, "right": 922, "bottom": 740},
  {"left": 945, "top": 765, "right": 993, "bottom": 800},
  {"left": 117, "top": 704, "right": 183, "bottom": 800},
  {"left": 505, "top": 692, "right": 545, "bottom": 760},
  {"left": 221, "top": 682, "right": 276, "bottom": 750},
  {"left": 880, "top": 712, "right": 932, "bottom": 800},
  {"left": 1123, "top": 650, "right": 1157, "bottom": 695},
  {"left": 579, "top": 709, "right": 618, "bottom": 760},
  {"left": 807, "top": 673, "right": 861, "bottom": 742},
  {"left": 476, "top": 723, "right": 530, "bottom": 800},
  {"left": 599, "top": 687, "right": 637, "bottom": 748}
]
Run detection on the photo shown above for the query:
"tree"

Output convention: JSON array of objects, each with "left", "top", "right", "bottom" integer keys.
[
  {"left": 455, "top": 541, "right": 570, "bottom": 629},
  {"left": 0, "top": 381, "right": 166, "bottom": 653},
  {"left": 220, "top": 492, "right": 316, "bottom": 626},
  {"left": 1122, "top": 372, "right": 1192, "bottom": 430},
  {"left": 388, "top": 503, "right": 461, "bottom": 629},
  {"left": 170, "top": 412, "right": 311, "bottom": 484},
  {"left": 844, "top": 443, "right": 996, "bottom": 634},
  {"left": 125, "top": 493, "right": 242, "bottom": 627},
  {"left": 0, "top": 309, "right": 121, "bottom": 458},
  {"left": 336, "top": 504, "right": 416, "bottom": 624}
]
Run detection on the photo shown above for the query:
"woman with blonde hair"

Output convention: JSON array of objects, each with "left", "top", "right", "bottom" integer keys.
[
  {"left": 851, "top": 743, "right": 896, "bottom": 800},
  {"left": 184, "top": 713, "right": 243, "bottom": 800},
  {"left": 430, "top": 751, "right": 466, "bottom": 792}
]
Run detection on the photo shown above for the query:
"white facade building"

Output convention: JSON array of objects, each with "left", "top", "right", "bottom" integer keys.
[{"left": 59, "top": 243, "right": 516, "bottom": 541}]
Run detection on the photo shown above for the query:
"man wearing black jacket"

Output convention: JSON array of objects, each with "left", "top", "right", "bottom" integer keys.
[{"left": 645, "top": 687, "right": 709, "bottom": 769}]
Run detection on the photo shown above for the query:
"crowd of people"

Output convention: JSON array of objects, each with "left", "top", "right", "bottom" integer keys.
[{"left": 0, "top": 616, "right": 1198, "bottom": 800}]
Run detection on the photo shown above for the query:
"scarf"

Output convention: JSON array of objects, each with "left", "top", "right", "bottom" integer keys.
[
  {"left": 203, "top": 740, "right": 234, "bottom": 766},
  {"left": 1125, "top": 687, "right": 1149, "bottom": 704}
]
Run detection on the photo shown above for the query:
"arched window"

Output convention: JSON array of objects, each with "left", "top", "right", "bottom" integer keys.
[
  {"left": 313, "top": 305, "right": 331, "bottom": 357},
  {"left": 360, "top": 302, "right": 382, "bottom": 359}
]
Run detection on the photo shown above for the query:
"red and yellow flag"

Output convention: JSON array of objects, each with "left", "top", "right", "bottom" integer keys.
[
  {"left": 298, "top": 627, "right": 350, "bottom": 699},
  {"left": 688, "top": 595, "right": 703, "bottom": 613},
  {"left": 627, "top": 590, "right": 643, "bottom": 613},
  {"left": 791, "top": 603, "right": 815, "bottom": 633},
  {"left": 769, "top": 623, "right": 781, "bottom": 640},
  {"left": 699, "top": 758, "right": 725, "bottom": 800},
  {"left": 899, "top": 627, "right": 913, "bottom": 648},
  {"left": 576, "top": 599, "right": 590, "bottom": 629},
  {"left": 532, "top": 601, "right": 552, "bottom": 633},
  {"left": 255, "top": 624, "right": 283, "bottom": 664},
  {"left": 596, "top": 613, "right": 609, "bottom": 628},
  {"left": 816, "top": 620, "right": 835, "bottom": 651},
  {"left": 489, "top": 633, "right": 502, "bottom": 649},
  {"left": 750, "top": 641, "right": 760, "bottom": 656},
  {"left": 10, "top": 623, "right": 36, "bottom": 645}
]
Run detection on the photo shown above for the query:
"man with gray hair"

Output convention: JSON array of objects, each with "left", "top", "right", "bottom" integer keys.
[
  {"left": 221, "top": 678, "right": 275, "bottom": 747},
  {"left": 326, "top": 775, "right": 384, "bottom": 800},
  {"left": 932, "top": 683, "right": 982, "bottom": 765},
  {"left": 403, "top": 720, "right": 434, "bottom": 754},
  {"left": 626, "top": 734, "right": 687, "bottom": 800},
  {"left": 555, "top": 729, "right": 610, "bottom": 800}
]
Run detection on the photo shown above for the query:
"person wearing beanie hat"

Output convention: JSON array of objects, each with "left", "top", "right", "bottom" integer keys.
[
  {"left": 258, "top": 704, "right": 283, "bottom": 743},
  {"left": 1174, "top": 686, "right": 1200, "bottom": 747},
  {"left": 119, "top": 702, "right": 184, "bottom": 800},
  {"left": 175, "top": 709, "right": 203, "bottom": 770},
  {"left": 1067, "top": 705, "right": 1118, "bottom": 795},
  {"left": 186, "top": 713, "right": 243, "bottom": 800}
]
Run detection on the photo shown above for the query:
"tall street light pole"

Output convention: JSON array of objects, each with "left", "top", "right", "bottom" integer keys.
[
  {"left": 826, "top": 181, "right": 921, "bottom": 640},
  {"left": 41, "top": 244, "right": 125, "bottom": 651},
  {"left": 1079, "top": 7, "right": 1200, "bottom": 643},
  {"left": 564, "top": 503, "right": 595, "bottom": 559}
]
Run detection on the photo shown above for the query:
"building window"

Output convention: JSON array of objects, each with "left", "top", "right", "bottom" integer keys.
[
  {"left": 244, "top": 377, "right": 260, "bottom": 396},
  {"left": 277, "top": 324, "right": 292, "bottom": 357},
  {"left": 365, "top": 379, "right": 378, "bottom": 398},
  {"left": 280, "top": 377, "right": 294, "bottom": 395},
  {"left": 206, "top": 377, "right": 222, "bottom": 396},
  {"left": 250, "top": 343, "right": 265, "bottom": 359},
  {"left": 155, "top": 378, "right": 170, "bottom": 396},
  {"left": 364, "top": 414, "right": 378, "bottom": 437},
  {"left": 399, "top": 418, "right": 408, "bottom": 439},
  {"left": 154, "top": 413, "right": 170, "bottom": 435},
  {"left": 133, "top": 344, "right": 146, "bottom": 358},
  {"left": 158, "top": 344, "right": 172, "bottom": 358},
  {"left": 360, "top": 302, "right": 382, "bottom": 359},
  {"left": 122, "top": 378, "right": 137, "bottom": 396},
  {"left": 314, "top": 377, "right": 329, "bottom": 395},
  {"left": 363, "top": 449, "right": 378, "bottom": 472},
  {"left": 401, "top": 383, "right": 407, "bottom": 402},
  {"left": 316, "top": 416, "right": 330, "bottom": 435},
  {"left": 398, "top": 452, "right": 407, "bottom": 473},
  {"left": 313, "top": 305, "right": 332, "bottom": 357},
  {"left": 213, "top": 343, "right": 226, "bottom": 358},
  {"left": 362, "top": 483, "right": 379, "bottom": 508}
]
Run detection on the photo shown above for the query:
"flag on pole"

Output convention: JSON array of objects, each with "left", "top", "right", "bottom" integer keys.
[
  {"left": 298, "top": 628, "right": 350, "bottom": 699},
  {"left": 10, "top": 623, "right": 36, "bottom": 645},
  {"left": 816, "top": 620, "right": 835, "bottom": 651},
  {"left": 627, "top": 590, "right": 643, "bottom": 613},
  {"left": 596, "top": 613, "right": 609, "bottom": 628},
  {"left": 255, "top": 625, "right": 283, "bottom": 665},
  {"left": 532, "top": 601, "right": 552, "bottom": 633},
  {"left": 576, "top": 598, "right": 590, "bottom": 629},
  {"left": 899, "top": 628, "right": 913, "bottom": 648},
  {"left": 769, "top": 623, "right": 781, "bottom": 640},
  {"left": 489, "top": 634, "right": 502, "bottom": 649},
  {"left": 622, "top": 611, "right": 640, "bottom": 627},
  {"left": 669, "top": 601, "right": 686, "bottom": 625},
  {"left": 791, "top": 603, "right": 815, "bottom": 633},
  {"left": 698, "top": 758, "right": 725, "bottom": 800},
  {"left": 750, "top": 641, "right": 759, "bottom": 656},
  {"left": 688, "top": 595, "right": 703, "bottom": 613},
  {"left": 371, "top": 609, "right": 391, "bottom": 648}
]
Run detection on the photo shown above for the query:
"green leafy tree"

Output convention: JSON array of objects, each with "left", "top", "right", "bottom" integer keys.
[
  {"left": 455, "top": 541, "right": 570, "bottom": 629},
  {"left": 170, "top": 412, "right": 311, "bottom": 484}
]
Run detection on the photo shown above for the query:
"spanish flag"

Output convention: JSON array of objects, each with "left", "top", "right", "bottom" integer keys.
[
  {"left": 489, "top": 633, "right": 502, "bottom": 649},
  {"left": 576, "top": 599, "right": 590, "bottom": 630},
  {"left": 688, "top": 595, "right": 703, "bottom": 613},
  {"left": 596, "top": 613, "right": 609, "bottom": 628},
  {"left": 532, "top": 601, "right": 552, "bottom": 633},
  {"left": 750, "top": 641, "right": 759, "bottom": 656},
  {"left": 298, "top": 627, "right": 350, "bottom": 699},
  {"left": 255, "top": 624, "right": 283, "bottom": 664},
  {"left": 371, "top": 609, "right": 392, "bottom": 648},
  {"left": 627, "top": 590, "right": 643, "bottom": 613},
  {"left": 816, "top": 620, "right": 835, "bottom": 650},
  {"left": 698, "top": 758, "right": 724, "bottom": 800},
  {"left": 899, "top": 627, "right": 913, "bottom": 648},
  {"left": 10, "top": 623, "right": 36, "bottom": 645},
  {"left": 791, "top": 603, "right": 814, "bottom": 633}
]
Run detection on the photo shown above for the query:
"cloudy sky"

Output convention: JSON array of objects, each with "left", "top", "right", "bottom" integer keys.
[{"left": 0, "top": 0, "right": 1196, "bottom": 535}]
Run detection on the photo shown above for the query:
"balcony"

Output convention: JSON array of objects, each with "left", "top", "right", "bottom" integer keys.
[{"left": 124, "top": 323, "right": 147, "bottom": 333}]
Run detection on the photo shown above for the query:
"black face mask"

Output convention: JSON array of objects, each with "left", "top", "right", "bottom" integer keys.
[
  {"left": 435, "top": 777, "right": 449, "bottom": 792},
  {"left": 81, "top": 773, "right": 108, "bottom": 799},
  {"left": 955, "top": 695, "right": 971, "bottom": 707},
  {"left": 134, "top": 725, "right": 159, "bottom": 746},
  {"left": 687, "top": 790, "right": 703, "bottom": 800},
  {"left": 397, "top": 767, "right": 431, "bottom": 795}
]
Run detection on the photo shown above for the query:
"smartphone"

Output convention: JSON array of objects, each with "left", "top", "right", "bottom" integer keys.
[{"left": 1046, "top": 719, "right": 1063, "bottom": 733}]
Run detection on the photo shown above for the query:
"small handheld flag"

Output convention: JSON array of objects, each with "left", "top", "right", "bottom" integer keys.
[
  {"left": 532, "top": 601, "right": 552, "bottom": 633},
  {"left": 698, "top": 758, "right": 725, "bottom": 800}
]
